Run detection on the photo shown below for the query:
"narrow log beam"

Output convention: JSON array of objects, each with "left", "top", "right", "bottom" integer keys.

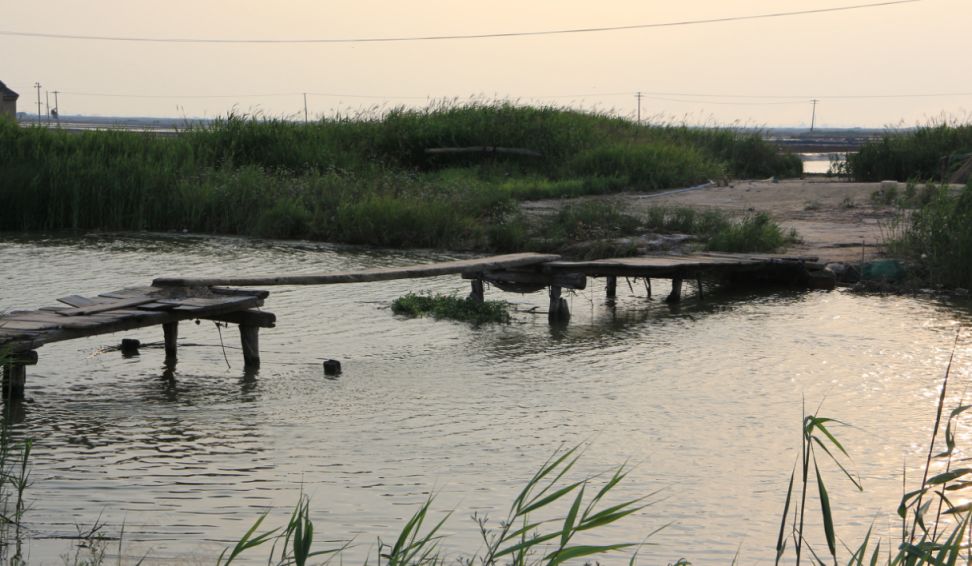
[{"left": 153, "top": 253, "right": 560, "bottom": 287}]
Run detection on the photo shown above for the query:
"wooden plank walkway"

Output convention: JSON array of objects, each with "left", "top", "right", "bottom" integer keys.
[
  {"left": 542, "top": 252, "right": 822, "bottom": 277},
  {"left": 152, "top": 252, "right": 561, "bottom": 287},
  {"left": 0, "top": 285, "right": 274, "bottom": 399},
  {"left": 0, "top": 251, "right": 833, "bottom": 401}
]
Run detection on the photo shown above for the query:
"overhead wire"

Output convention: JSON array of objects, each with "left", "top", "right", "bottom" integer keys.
[
  {"left": 57, "top": 89, "right": 972, "bottom": 105},
  {"left": 0, "top": 0, "right": 920, "bottom": 45}
]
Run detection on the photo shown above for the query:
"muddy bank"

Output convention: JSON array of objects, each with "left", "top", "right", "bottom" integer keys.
[{"left": 522, "top": 179, "right": 906, "bottom": 263}]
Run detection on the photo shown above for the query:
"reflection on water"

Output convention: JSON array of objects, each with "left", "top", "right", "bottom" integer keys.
[
  {"left": 800, "top": 152, "right": 847, "bottom": 175},
  {"left": 1, "top": 233, "right": 971, "bottom": 564}
]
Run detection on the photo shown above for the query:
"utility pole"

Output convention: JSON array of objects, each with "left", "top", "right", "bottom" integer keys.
[
  {"left": 635, "top": 91, "right": 643, "bottom": 123},
  {"left": 810, "top": 98, "right": 819, "bottom": 133},
  {"left": 303, "top": 93, "right": 308, "bottom": 123},
  {"left": 34, "top": 82, "right": 42, "bottom": 124},
  {"left": 45, "top": 91, "right": 50, "bottom": 122},
  {"left": 53, "top": 91, "right": 60, "bottom": 122}
]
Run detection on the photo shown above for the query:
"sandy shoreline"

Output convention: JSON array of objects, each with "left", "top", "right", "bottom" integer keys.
[{"left": 522, "top": 179, "right": 913, "bottom": 263}]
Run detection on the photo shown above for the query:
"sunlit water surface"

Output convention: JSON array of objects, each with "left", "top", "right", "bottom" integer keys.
[{"left": 1, "top": 234, "right": 971, "bottom": 564}]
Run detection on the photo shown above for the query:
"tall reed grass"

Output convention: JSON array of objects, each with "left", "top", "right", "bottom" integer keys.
[
  {"left": 847, "top": 122, "right": 972, "bottom": 182},
  {"left": 218, "top": 445, "right": 658, "bottom": 566},
  {"left": 884, "top": 183, "right": 972, "bottom": 289},
  {"left": 0, "top": 104, "right": 800, "bottom": 250},
  {"left": 0, "top": 356, "right": 32, "bottom": 565},
  {"left": 777, "top": 333, "right": 972, "bottom": 565}
]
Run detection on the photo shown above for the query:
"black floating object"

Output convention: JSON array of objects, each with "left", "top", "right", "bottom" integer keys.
[
  {"left": 120, "top": 338, "right": 141, "bottom": 355},
  {"left": 323, "top": 359, "right": 342, "bottom": 376}
]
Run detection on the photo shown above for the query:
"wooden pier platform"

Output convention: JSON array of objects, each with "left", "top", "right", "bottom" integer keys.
[
  {"left": 0, "top": 285, "right": 274, "bottom": 399},
  {"left": 1, "top": 251, "right": 833, "bottom": 400}
]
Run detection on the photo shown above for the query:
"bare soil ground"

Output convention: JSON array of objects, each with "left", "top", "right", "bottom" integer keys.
[{"left": 522, "top": 179, "right": 900, "bottom": 263}]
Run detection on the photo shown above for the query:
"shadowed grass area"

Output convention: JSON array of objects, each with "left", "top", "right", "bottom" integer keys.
[
  {"left": 391, "top": 293, "right": 511, "bottom": 324},
  {"left": 847, "top": 122, "right": 972, "bottom": 182},
  {"left": 0, "top": 104, "right": 800, "bottom": 250},
  {"left": 884, "top": 183, "right": 972, "bottom": 288}
]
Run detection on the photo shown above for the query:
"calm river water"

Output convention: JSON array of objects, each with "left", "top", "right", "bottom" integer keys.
[{"left": 1, "top": 234, "right": 971, "bottom": 564}]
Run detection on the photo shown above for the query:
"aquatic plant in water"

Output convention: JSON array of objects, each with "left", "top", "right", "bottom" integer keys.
[{"left": 391, "top": 293, "right": 511, "bottom": 324}]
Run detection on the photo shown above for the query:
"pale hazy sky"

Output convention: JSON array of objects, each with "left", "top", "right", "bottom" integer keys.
[{"left": 4, "top": 0, "right": 970, "bottom": 127}]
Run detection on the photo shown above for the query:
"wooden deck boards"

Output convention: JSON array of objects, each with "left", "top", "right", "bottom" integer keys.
[
  {"left": 543, "top": 253, "right": 820, "bottom": 278},
  {"left": 0, "top": 286, "right": 271, "bottom": 353}
]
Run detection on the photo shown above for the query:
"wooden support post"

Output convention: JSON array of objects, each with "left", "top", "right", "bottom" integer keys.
[
  {"left": 666, "top": 276, "right": 683, "bottom": 304},
  {"left": 2, "top": 364, "right": 26, "bottom": 401},
  {"left": 468, "top": 279, "right": 485, "bottom": 303},
  {"left": 240, "top": 325, "right": 261, "bottom": 368},
  {"left": 696, "top": 274, "right": 705, "bottom": 301},
  {"left": 645, "top": 278, "right": 652, "bottom": 299},
  {"left": 605, "top": 276, "right": 617, "bottom": 299},
  {"left": 548, "top": 285, "right": 570, "bottom": 324},
  {"left": 163, "top": 321, "right": 179, "bottom": 359}
]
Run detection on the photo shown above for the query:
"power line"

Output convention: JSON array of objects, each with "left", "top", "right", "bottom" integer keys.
[
  {"left": 60, "top": 91, "right": 301, "bottom": 99},
  {"left": 57, "top": 89, "right": 972, "bottom": 102},
  {"left": 636, "top": 95, "right": 808, "bottom": 106},
  {"left": 0, "top": 1, "right": 920, "bottom": 45}
]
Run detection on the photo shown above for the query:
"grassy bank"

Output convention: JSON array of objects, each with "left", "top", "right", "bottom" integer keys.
[
  {"left": 884, "top": 183, "right": 972, "bottom": 288},
  {"left": 0, "top": 104, "right": 800, "bottom": 252},
  {"left": 847, "top": 122, "right": 972, "bottom": 182}
]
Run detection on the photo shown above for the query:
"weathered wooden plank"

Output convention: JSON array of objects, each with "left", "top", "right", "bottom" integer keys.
[
  {"left": 0, "top": 320, "right": 61, "bottom": 331},
  {"left": 98, "top": 286, "right": 165, "bottom": 299},
  {"left": 4, "top": 295, "right": 265, "bottom": 350},
  {"left": 210, "top": 287, "right": 271, "bottom": 299},
  {"left": 463, "top": 270, "right": 588, "bottom": 291},
  {"left": 159, "top": 296, "right": 252, "bottom": 310},
  {"left": 38, "top": 306, "right": 70, "bottom": 313},
  {"left": 0, "top": 328, "right": 34, "bottom": 338},
  {"left": 56, "top": 295, "right": 97, "bottom": 307},
  {"left": 200, "top": 309, "right": 276, "bottom": 328},
  {"left": 152, "top": 253, "right": 561, "bottom": 287},
  {"left": 56, "top": 296, "right": 159, "bottom": 317},
  {"left": 136, "top": 302, "right": 180, "bottom": 311},
  {"left": 542, "top": 254, "right": 773, "bottom": 278}
]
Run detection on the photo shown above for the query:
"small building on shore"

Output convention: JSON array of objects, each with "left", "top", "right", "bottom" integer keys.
[{"left": 1, "top": 80, "right": 19, "bottom": 119}]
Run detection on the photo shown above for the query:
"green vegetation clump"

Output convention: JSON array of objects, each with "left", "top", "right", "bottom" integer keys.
[
  {"left": 528, "top": 201, "right": 795, "bottom": 256},
  {"left": 0, "top": 104, "right": 800, "bottom": 251},
  {"left": 391, "top": 293, "right": 511, "bottom": 324},
  {"left": 847, "top": 122, "right": 972, "bottom": 181},
  {"left": 705, "top": 212, "right": 799, "bottom": 253},
  {"left": 886, "top": 183, "right": 972, "bottom": 288}
]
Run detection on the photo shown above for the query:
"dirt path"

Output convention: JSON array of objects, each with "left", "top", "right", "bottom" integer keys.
[{"left": 522, "top": 179, "right": 899, "bottom": 263}]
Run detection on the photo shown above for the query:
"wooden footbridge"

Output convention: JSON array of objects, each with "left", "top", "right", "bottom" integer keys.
[{"left": 0, "top": 252, "right": 833, "bottom": 400}]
